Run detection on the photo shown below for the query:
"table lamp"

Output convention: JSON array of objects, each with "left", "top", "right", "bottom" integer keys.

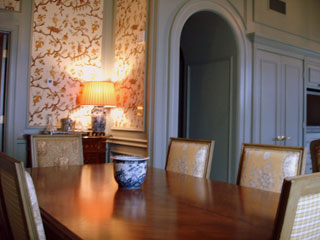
[{"left": 79, "top": 81, "right": 116, "bottom": 133}]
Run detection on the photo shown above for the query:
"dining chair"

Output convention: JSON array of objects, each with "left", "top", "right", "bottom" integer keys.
[
  {"left": 30, "top": 134, "right": 84, "bottom": 167},
  {"left": 273, "top": 172, "right": 320, "bottom": 239},
  {"left": 0, "top": 152, "right": 46, "bottom": 239},
  {"left": 166, "top": 137, "right": 215, "bottom": 179},
  {"left": 310, "top": 139, "right": 320, "bottom": 172},
  {"left": 237, "top": 143, "right": 307, "bottom": 193}
]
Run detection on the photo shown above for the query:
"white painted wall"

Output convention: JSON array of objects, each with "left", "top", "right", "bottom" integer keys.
[
  {"left": 254, "top": 0, "right": 320, "bottom": 43},
  {"left": 148, "top": 0, "right": 320, "bottom": 182}
]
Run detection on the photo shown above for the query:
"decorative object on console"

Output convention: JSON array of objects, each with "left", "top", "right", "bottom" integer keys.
[
  {"left": 111, "top": 155, "right": 149, "bottom": 189},
  {"left": 45, "top": 114, "right": 57, "bottom": 133},
  {"left": 79, "top": 81, "right": 116, "bottom": 134},
  {"left": 60, "top": 117, "right": 73, "bottom": 132}
]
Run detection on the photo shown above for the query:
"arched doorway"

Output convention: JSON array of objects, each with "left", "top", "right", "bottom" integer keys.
[
  {"left": 162, "top": 1, "right": 251, "bottom": 183},
  {"left": 179, "top": 11, "right": 237, "bottom": 182}
]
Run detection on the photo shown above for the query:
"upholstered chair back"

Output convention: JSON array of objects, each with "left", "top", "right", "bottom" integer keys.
[
  {"left": 31, "top": 134, "right": 84, "bottom": 167},
  {"left": 310, "top": 139, "right": 320, "bottom": 172},
  {"left": 237, "top": 144, "right": 306, "bottom": 193},
  {"left": 274, "top": 173, "right": 320, "bottom": 239},
  {"left": 166, "top": 138, "right": 215, "bottom": 179},
  {"left": 0, "top": 152, "right": 46, "bottom": 239}
]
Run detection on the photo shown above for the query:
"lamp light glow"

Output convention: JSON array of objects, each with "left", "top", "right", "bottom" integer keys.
[
  {"left": 79, "top": 81, "right": 116, "bottom": 133},
  {"left": 79, "top": 81, "right": 116, "bottom": 107}
]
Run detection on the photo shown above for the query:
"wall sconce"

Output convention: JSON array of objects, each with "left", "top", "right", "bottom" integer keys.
[{"left": 79, "top": 81, "right": 116, "bottom": 133}]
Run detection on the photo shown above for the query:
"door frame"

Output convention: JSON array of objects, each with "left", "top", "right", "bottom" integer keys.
[
  {"left": 0, "top": 24, "right": 19, "bottom": 155},
  {"left": 151, "top": 0, "right": 252, "bottom": 183},
  {"left": 0, "top": 31, "right": 9, "bottom": 152}
]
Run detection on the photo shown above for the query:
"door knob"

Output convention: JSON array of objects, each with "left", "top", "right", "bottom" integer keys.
[{"left": 274, "top": 136, "right": 291, "bottom": 141}]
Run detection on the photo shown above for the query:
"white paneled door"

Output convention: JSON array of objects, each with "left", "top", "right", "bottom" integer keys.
[{"left": 253, "top": 49, "right": 303, "bottom": 146}]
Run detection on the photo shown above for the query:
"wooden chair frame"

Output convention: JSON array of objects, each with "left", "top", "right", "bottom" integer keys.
[
  {"left": 310, "top": 139, "right": 320, "bottom": 172},
  {"left": 0, "top": 152, "right": 40, "bottom": 239},
  {"left": 273, "top": 172, "right": 320, "bottom": 239},
  {"left": 237, "top": 143, "right": 307, "bottom": 185},
  {"left": 166, "top": 137, "right": 215, "bottom": 179},
  {"left": 30, "top": 134, "right": 84, "bottom": 167}
]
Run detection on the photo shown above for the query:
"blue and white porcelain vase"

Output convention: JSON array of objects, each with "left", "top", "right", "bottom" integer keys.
[{"left": 111, "top": 155, "right": 149, "bottom": 189}]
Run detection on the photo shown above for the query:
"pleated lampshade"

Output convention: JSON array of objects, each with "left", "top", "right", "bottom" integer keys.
[{"left": 79, "top": 81, "right": 116, "bottom": 107}]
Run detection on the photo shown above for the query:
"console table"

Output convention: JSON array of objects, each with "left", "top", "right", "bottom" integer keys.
[{"left": 82, "top": 136, "right": 107, "bottom": 164}]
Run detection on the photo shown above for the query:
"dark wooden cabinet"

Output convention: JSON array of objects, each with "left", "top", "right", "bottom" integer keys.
[{"left": 82, "top": 136, "right": 106, "bottom": 164}]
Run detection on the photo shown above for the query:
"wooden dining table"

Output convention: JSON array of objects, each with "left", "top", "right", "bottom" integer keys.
[{"left": 29, "top": 164, "right": 280, "bottom": 240}]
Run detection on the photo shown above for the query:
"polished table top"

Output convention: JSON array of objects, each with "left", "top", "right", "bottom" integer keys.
[{"left": 29, "top": 164, "right": 280, "bottom": 240}]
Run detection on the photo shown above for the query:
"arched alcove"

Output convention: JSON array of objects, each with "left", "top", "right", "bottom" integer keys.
[
  {"left": 151, "top": 0, "right": 251, "bottom": 183},
  {"left": 179, "top": 10, "right": 238, "bottom": 182}
]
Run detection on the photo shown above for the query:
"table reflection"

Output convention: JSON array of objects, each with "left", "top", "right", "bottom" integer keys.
[
  {"left": 113, "top": 189, "right": 146, "bottom": 220},
  {"left": 77, "top": 166, "right": 118, "bottom": 222}
]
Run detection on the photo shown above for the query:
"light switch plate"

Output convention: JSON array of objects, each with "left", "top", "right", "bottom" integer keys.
[
  {"left": 137, "top": 31, "right": 145, "bottom": 43},
  {"left": 47, "top": 78, "right": 53, "bottom": 88}
]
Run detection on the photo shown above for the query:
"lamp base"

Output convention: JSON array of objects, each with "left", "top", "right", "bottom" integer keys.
[{"left": 91, "top": 106, "right": 107, "bottom": 133}]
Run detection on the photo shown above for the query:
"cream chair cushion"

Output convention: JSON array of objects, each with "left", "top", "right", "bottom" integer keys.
[
  {"left": 31, "top": 135, "right": 83, "bottom": 167},
  {"left": 166, "top": 138, "right": 214, "bottom": 178},
  {"left": 239, "top": 144, "right": 305, "bottom": 193},
  {"left": 24, "top": 171, "right": 46, "bottom": 240}
]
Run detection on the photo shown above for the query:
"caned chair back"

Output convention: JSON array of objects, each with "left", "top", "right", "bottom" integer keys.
[
  {"left": 310, "top": 139, "right": 320, "bottom": 172},
  {"left": 0, "top": 152, "right": 45, "bottom": 239},
  {"left": 166, "top": 138, "right": 215, "bottom": 179},
  {"left": 274, "top": 173, "right": 320, "bottom": 239},
  {"left": 237, "top": 144, "right": 306, "bottom": 193},
  {"left": 31, "top": 134, "right": 84, "bottom": 167}
]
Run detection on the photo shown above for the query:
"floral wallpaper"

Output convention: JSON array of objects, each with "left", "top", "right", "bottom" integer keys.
[
  {"left": 112, "top": 0, "right": 147, "bottom": 130},
  {"left": 0, "top": 0, "right": 20, "bottom": 11},
  {"left": 29, "top": 0, "right": 103, "bottom": 127}
]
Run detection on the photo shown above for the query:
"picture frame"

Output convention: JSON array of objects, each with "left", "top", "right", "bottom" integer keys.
[{"left": 0, "top": 0, "right": 21, "bottom": 12}]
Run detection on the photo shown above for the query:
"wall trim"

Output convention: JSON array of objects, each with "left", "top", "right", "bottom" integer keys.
[
  {"left": 249, "top": 33, "right": 320, "bottom": 60},
  {"left": 107, "top": 136, "right": 148, "bottom": 157}
]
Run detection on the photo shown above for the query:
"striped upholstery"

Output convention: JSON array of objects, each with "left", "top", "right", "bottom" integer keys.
[
  {"left": 290, "top": 193, "right": 320, "bottom": 239},
  {"left": 1, "top": 169, "right": 29, "bottom": 239},
  {"left": 273, "top": 173, "right": 320, "bottom": 239},
  {"left": 0, "top": 152, "right": 45, "bottom": 239},
  {"left": 166, "top": 138, "right": 215, "bottom": 179}
]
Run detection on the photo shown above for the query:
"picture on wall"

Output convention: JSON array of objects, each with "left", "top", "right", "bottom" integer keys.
[{"left": 0, "top": 0, "right": 20, "bottom": 11}]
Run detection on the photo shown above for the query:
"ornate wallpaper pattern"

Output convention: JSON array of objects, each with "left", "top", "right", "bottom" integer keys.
[
  {"left": 112, "top": 0, "right": 147, "bottom": 130},
  {"left": 0, "top": 0, "right": 20, "bottom": 11},
  {"left": 29, "top": 0, "right": 103, "bottom": 127}
]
